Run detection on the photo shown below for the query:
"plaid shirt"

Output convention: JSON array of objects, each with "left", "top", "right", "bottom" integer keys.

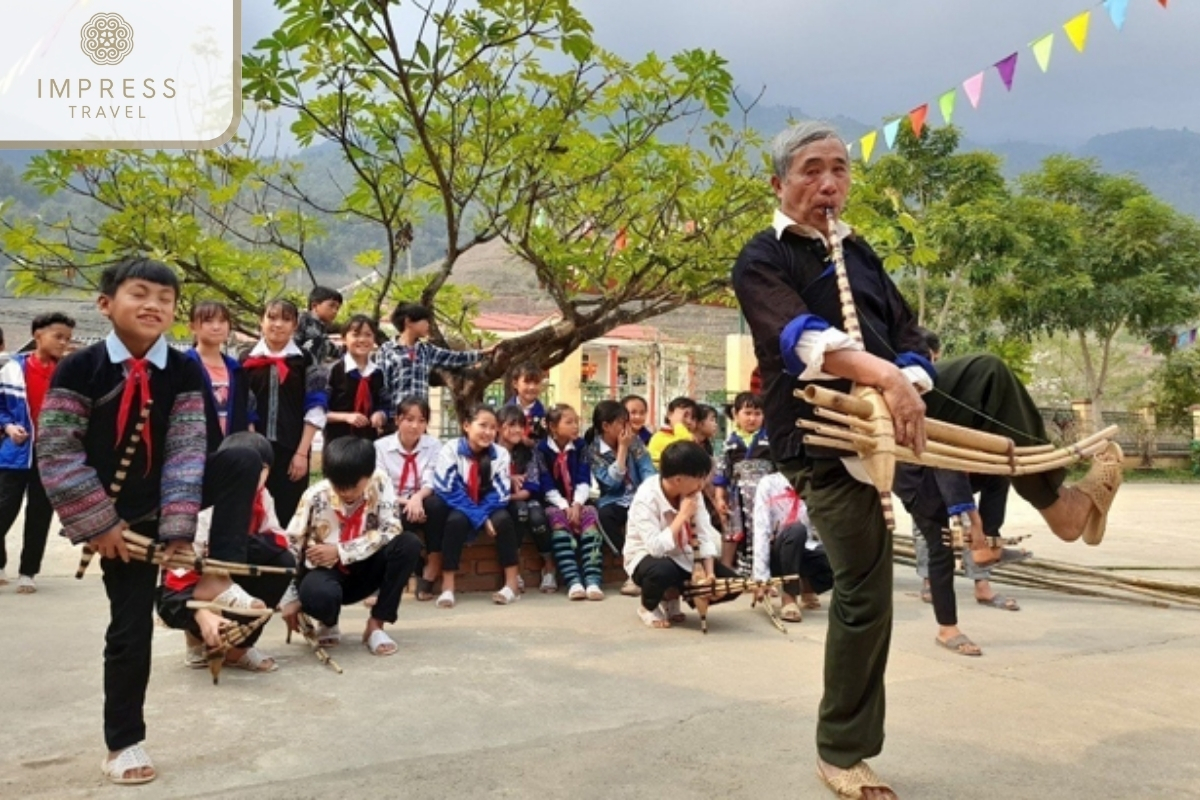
[
  {"left": 375, "top": 339, "right": 482, "bottom": 409},
  {"left": 293, "top": 312, "right": 342, "bottom": 365}
]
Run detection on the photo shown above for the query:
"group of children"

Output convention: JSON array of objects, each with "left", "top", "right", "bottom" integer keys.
[{"left": 0, "top": 261, "right": 834, "bottom": 786}]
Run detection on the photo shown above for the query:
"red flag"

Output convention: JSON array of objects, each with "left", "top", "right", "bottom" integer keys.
[
  {"left": 909, "top": 104, "right": 929, "bottom": 138},
  {"left": 1158, "top": 0, "right": 1168, "bottom": 7}
]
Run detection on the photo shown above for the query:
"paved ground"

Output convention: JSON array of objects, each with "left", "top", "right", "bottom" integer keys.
[{"left": 3, "top": 483, "right": 1200, "bottom": 799}]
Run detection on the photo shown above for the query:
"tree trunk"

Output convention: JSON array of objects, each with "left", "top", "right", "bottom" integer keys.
[{"left": 1076, "top": 330, "right": 1105, "bottom": 424}]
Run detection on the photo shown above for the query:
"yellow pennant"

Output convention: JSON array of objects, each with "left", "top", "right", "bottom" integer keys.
[
  {"left": 1064, "top": 10, "right": 1091, "bottom": 53},
  {"left": 860, "top": 130, "right": 877, "bottom": 163},
  {"left": 1031, "top": 33, "right": 1054, "bottom": 72}
]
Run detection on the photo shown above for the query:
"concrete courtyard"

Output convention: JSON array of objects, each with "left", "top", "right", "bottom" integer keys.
[{"left": 2, "top": 483, "right": 1199, "bottom": 799}]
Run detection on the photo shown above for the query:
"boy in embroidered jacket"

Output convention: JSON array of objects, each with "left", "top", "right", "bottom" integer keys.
[
  {"left": 37, "top": 258, "right": 264, "bottom": 786},
  {"left": 281, "top": 436, "right": 421, "bottom": 656},
  {"left": 0, "top": 311, "right": 74, "bottom": 591}
]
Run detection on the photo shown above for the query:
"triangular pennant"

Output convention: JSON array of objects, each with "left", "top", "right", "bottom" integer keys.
[
  {"left": 882, "top": 118, "right": 901, "bottom": 150},
  {"left": 1031, "top": 33, "right": 1054, "bottom": 72},
  {"left": 846, "top": 140, "right": 854, "bottom": 156},
  {"left": 938, "top": 88, "right": 957, "bottom": 124},
  {"left": 1158, "top": 0, "right": 1168, "bottom": 8},
  {"left": 1104, "top": 0, "right": 1129, "bottom": 29},
  {"left": 994, "top": 52, "right": 1018, "bottom": 91},
  {"left": 909, "top": 104, "right": 929, "bottom": 138},
  {"left": 963, "top": 72, "right": 985, "bottom": 108},
  {"left": 1064, "top": 11, "right": 1091, "bottom": 52},
  {"left": 859, "top": 131, "right": 877, "bottom": 163}
]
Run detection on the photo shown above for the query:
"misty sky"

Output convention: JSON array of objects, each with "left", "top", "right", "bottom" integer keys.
[{"left": 242, "top": 0, "right": 1199, "bottom": 147}]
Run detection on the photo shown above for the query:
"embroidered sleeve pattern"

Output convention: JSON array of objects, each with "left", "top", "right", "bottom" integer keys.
[
  {"left": 37, "top": 386, "right": 120, "bottom": 544},
  {"left": 158, "top": 390, "right": 207, "bottom": 541}
]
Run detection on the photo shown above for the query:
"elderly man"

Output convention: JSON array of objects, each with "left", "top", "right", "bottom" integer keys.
[{"left": 731, "top": 121, "right": 1123, "bottom": 799}]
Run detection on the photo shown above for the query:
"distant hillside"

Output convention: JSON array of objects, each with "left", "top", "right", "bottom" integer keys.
[{"left": 1077, "top": 128, "right": 1200, "bottom": 217}]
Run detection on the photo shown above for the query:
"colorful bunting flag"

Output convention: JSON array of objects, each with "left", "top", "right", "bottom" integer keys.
[
  {"left": 909, "top": 104, "right": 929, "bottom": 138},
  {"left": 1031, "top": 33, "right": 1055, "bottom": 72},
  {"left": 938, "top": 88, "right": 957, "bottom": 125},
  {"left": 995, "top": 52, "right": 1019, "bottom": 91},
  {"left": 963, "top": 72, "right": 985, "bottom": 108},
  {"left": 1064, "top": 11, "right": 1091, "bottom": 53},
  {"left": 859, "top": 131, "right": 877, "bottom": 163},
  {"left": 1104, "top": 0, "right": 1129, "bottom": 30},
  {"left": 1158, "top": 0, "right": 1168, "bottom": 8},
  {"left": 882, "top": 118, "right": 901, "bottom": 149}
]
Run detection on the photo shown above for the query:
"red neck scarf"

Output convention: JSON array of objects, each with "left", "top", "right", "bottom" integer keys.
[
  {"left": 466, "top": 456, "right": 481, "bottom": 503},
  {"left": 116, "top": 358, "right": 152, "bottom": 469},
  {"left": 553, "top": 446, "right": 573, "bottom": 500},
  {"left": 336, "top": 501, "right": 367, "bottom": 543},
  {"left": 398, "top": 450, "right": 420, "bottom": 495},
  {"left": 244, "top": 355, "right": 289, "bottom": 385},
  {"left": 249, "top": 488, "right": 267, "bottom": 534},
  {"left": 352, "top": 370, "right": 373, "bottom": 416}
]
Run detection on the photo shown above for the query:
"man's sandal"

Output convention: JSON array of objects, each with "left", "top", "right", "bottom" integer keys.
[
  {"left": 637, "top": 605, "right": 671, "bottom": 629},
  {"left": 936, "top": 634, "right": 982, "bottom": 657},
  {"left": 186, "top": 584, "right": 272, "bottom": 617},
  {"left": 817, "top": 760, "right": 895, "bottom": 799},
  {"left": 226, "top": 647, "right": 278, "bottom": 673},
  {"left": 364, "top": 629, "right": 397, "bottom": 656},
  {"left": 801, "top": 593, "right": 822, "bottom": 610},
  {"left": 1075, "top": 442, "right": 1124, "bottom": 546},
  {"left": 102, "top": 744, "right": 156, "bottom": 785},
  {"left": 977, "top": 594, "right": 1020, "bottom": 611},
  {"left": 780, "top": 602, "right": 803, "bottom": 623},
  {"left": 416, "top": 577, "right": 437, "bottom": 602}
]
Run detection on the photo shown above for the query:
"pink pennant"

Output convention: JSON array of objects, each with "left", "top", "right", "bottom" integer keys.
[
  {"left": 962, "top": 72, "right": 984, "bottom": 108},
  {"left": 995, "top": 52, "right": 1019, "bottom": 91}
]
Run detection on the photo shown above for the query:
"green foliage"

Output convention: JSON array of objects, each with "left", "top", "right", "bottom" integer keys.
[{"left": 1152, "top": 347, "right": 1200, "bottom": 426}]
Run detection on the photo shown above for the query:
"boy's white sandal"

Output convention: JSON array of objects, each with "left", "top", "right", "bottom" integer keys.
[
  {"left": 435, "top": 590, "right": 456, "bottom": 609},
  {"left": 492, "top": 585, "right": 520, "bottom": 605},
  {"left": 585, "top": 584, "right": 605, "bottom": 601},
  {"left": 186, "top": 584, "right": 271, "bottom": 617},
  {"left": 364, "top": 629, "right": 397, "bottom": 656},
  {"left": 101, "top": 744, "right": 155, "bottom": 785}
]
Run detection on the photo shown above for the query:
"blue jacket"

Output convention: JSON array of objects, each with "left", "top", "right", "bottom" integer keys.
[
  {"left": 0, "top": 355, "right": 36, "bottom": 469},
  {"left": 536, "top": 437, "right": 593, "bottom": 509},
  {"left": 586, "top": 436, "right": 656, "bottom": 508},
  {"left": 185, "top": 349, "right": 257, "bottom": 453},
  {"left": 433, "top": 438, "right": 512, "bottom": 531}
]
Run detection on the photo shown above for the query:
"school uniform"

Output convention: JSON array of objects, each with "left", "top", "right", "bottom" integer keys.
[
  {"left": 505, "top": 397, "right": 547, "bottom": 442},
  {"left": 714, "top": 428, "right": 772, "bottom": 576},
  {"left": 242, "top": 340, "right": 328, "bottom": 526},
  {"left": 623, "top": 478, "right": 740, "bottom": 613},
  {"left": 0, "top": 353, "right": 56, "bottom": 577},
  {"left": 428, "top": 438, "right": 518, "bottom": 572},
  {"left": 281, "top": 472, "right": 421, "bottom": 627},
  {"left": 505, "top": 441, "right": 551, "bottom": 557},
  {"left": 37, "top": 333, "right": 261, "bottom": 753},
  {"left": 586, "top": 435, "right": 656, "bottom": 553},
  {"left": 324, "top": 354, "right": 386, "bottom": 444},
  {"left": 536, "top": 437, "right": 605, "bottom": 589},
  {"left": 750, "top": 472, "right": 833, "bottom": 599},
  {"left": 374, "top": 432, "right": 441, "bottom": 547}
]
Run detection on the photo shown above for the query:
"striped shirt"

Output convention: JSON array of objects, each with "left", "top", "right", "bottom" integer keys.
[{"left": 375, "top": 339, "right": 483, "bottom": 408}]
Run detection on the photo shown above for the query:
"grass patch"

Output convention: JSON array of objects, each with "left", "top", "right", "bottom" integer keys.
[{"left": 1065, "top": 465, "right": 1200, "bottom": 483}]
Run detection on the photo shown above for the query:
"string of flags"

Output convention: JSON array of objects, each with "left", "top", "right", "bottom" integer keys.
[{"left": 851, "top": 0, "right": 1170, "bottom": 164}]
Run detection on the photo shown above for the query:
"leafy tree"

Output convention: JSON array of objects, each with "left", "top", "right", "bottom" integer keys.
[
  {"left": 1152, "top": 346, "right": 1200, "bottom": 427},
  {"left": 242, "top": 0, "right": 769, "bottom": 410},
  {"left": 979, "top": 156, "right": 1200, "bottom": 418}
]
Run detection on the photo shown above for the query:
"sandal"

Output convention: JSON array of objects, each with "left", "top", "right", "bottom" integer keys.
[
  {"left": 492, "top": 585, "right": 520, "bottom": 605},
  {"left": 416, "top": 577, "right": 437, "bottom": 602},
  {"left": 16, "top": 575, "right": 36, "bottom": 594},
  {"left": 620, "top": 578, "right": 641, "bottom": 597},
  {"left": 816, "top": 759, "right": 894, "bottom": 799},
  {"left": 187, "top": 583, "right": 272, "bottom": 617},
  {"left": 1075, "top": 442, "right": 1124, "bottom": 546},
  {"left": 225, "top": 647, "right": 278, "bottom": 672},
  {"left": 637, "top": 605, "right": 671, "bottom": 629},
  {"left": 586, "top": 584, "right": 605, "bottom": 601},
  {"left": 435, "top": 590, "right": 455, "bottom": 609},
  {"left": 801, "top": 593, "right": 822, "bottom": 610},
  {"left": 184, "top": 643, "right": 208, "bottom": 669},
  {"left": 364, "top": 628, "right": 397, "bottom": 656},
  {"left": 977, "top": 594, "right": 1020, "bottom": 611},
  {"left": 315, "top": 623, "right": 342, "bottom": 647},
  {"left": 539, "top": 572, "right": 558, "bottom": 593},
  {"left": 780, "top": 602, "right": 803, "bottom": 623},
  {"left": 936, "top": 633, "right": 982, "bottom": 657},
  {"left": 567, "top": 582, "right": 586, "bottom": 601},
  {"left": 919, "top": 583, "right": 932, "bottom": 604},
  {"left": 101, "top": 744, "right": 156, "bottom": 785}
]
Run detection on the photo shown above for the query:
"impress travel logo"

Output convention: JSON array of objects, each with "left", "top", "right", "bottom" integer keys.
[{"left": 0, "top": 1, "right": 241, "bottom": 149}]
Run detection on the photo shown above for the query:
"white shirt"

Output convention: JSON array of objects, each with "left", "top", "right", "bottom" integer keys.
[
  {"left": 541, "top": 437, "right": 591, "bottom": 508},
  {"left": 623, "top": 478, "right": 720, "bottom": 577},
  {"left": 248, "top": 338, "right": 327, "bottom": 430},
  {"left": 750, "top": 472, "right": 821, "bottom": 583},
  {"left": 341, "top": 352, "right": 378, "bottom": 378},
  {"left": 375, "top": 433, "right": 441, "bottom": 499}
]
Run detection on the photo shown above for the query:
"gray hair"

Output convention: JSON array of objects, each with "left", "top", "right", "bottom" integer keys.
[{"left": 770, "top": 121, "right": 846, "bottom": 179}]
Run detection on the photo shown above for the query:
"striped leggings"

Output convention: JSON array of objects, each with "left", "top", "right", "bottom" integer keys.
[{"left": 546, "top": 506, "right": 604, "bottom": 588}]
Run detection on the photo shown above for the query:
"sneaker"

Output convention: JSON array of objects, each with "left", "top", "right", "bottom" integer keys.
[
  {"left": 620, "top": 578, "right": 641, "bottom": 597},
  {"left": 567, "top": 582, "right": 586, "bottom": 601},
  {"left": 16, "top": 575, "right": 36, "bottom": 594},
  {"left": 539, "top": 572, "right": 558, "bottom": 594},
  {"left": 585, "top": 584, "right": 605, "bottom": 601}
]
